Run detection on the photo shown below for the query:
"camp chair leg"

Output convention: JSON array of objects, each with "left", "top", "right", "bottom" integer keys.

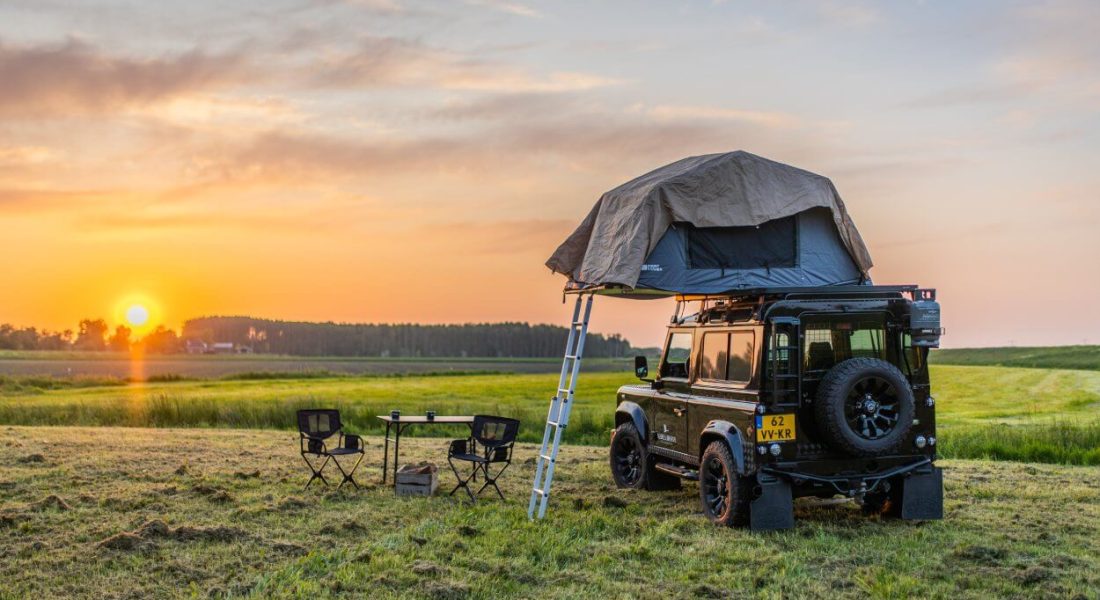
[
  {"left": 475, "top": 461, "right": 510, "bottom": 500},
  {"left": 333, "top": 453, "right": 365, "bottom": 490},
  {"left": 447, "top": 456, "right": 479, "bottom": 502},
  {"left": 302, "top": 455, "right": 332, "bottom": 489}
]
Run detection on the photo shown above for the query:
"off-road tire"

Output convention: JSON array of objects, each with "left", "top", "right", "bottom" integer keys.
[
  {"left": 815, "top": 358, "right": 915, "bottom": 457},
  {"left": 609, "top": 422, "right": 648, "bottom": 489},
  {"left": 698, "top": 441, "right": 751, "bottom": 527},
  {"left": 609, "top": 422, "right": 681, "bottom": 491}
]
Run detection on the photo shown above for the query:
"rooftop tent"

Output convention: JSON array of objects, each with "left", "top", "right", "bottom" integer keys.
[{"left": 546, "top": 151, "right": 874, "bottom": 295}]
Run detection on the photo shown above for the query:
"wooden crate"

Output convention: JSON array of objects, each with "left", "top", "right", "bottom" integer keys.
[{"left": 395, "top": 462, "right": 439, "bottom": 497}]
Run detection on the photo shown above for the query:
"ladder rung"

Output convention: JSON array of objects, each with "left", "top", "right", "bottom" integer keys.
[
  {"left": 538, "top": 454, "right": 554, "bottom": 462},
  {"left": 546, "top": 420, "right": 566, "bottom": 428},
  {"left": 572, "top": 321, "right": 587, "bottom": 326},
  {"left": 531, "top": 488, "right": 547, "bottom": 496},
  {"left": 564, "top": 354, "right": 579, "bottom": 360}
]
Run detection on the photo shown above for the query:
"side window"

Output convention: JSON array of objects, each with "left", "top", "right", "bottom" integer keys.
[
  {"left": 660, "top": 332, "right": 693, "bottom": 379},
  {"left": 699, "top": 333, "right": 729, "bottom": 380},
  {"left": 728, "top": 332, "right": 754, "bottom": 382}
]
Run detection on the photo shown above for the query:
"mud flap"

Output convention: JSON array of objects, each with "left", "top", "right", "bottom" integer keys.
[
  {"left": 901, "top": 466, "right": 943, "bottom": 520},
  {"left": 750, "top": 475, "right": 794, "bottom": 531}
]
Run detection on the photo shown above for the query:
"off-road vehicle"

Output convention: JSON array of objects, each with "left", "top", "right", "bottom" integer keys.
[{"left": 610, "top": 285, "right": 943, "bottom": 530}]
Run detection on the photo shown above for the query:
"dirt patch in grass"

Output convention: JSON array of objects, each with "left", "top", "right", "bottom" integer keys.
[
  {"left": 420, "top": 579, "right": 470, "bottom": 600},
  {"left": 17, "top": 453, "right": 45, "bottom": 464},
  {"left": 98, "top": 519, "right": 251, "bottom": 551},
  {"left": 28, "top": 494, "right": 71, "bottom": 511}
]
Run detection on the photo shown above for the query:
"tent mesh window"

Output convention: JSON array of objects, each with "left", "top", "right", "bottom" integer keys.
[{"left": 684, "top": 215, "right": 798, "bottom": 270}]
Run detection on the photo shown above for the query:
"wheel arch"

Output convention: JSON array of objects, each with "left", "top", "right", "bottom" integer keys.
[
  {"left": 699, "top": 420, "right": 749, "bottom": 475},
  {"left": 615, "top": 401, "right": 648, "bottom": 442}
]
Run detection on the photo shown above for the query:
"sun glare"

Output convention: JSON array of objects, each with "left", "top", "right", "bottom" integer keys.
[{"left": 125, "top": 304, "right": 150, "bottom": 327}]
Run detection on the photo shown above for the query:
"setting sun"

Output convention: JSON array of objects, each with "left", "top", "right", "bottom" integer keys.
[{"left": 125, "top": 305, "right": 149, "bottom": 327}]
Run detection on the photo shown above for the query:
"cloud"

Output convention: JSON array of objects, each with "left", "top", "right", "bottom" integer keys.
[
  {"left": 638, "top": 104, "right": 799, "bottom": 128},
  {"left": 0, "top": 38, "right": 252, "bottom": 117},
  {"left": 306, "top": 35, "right": 621, "bottom": 92},
  {"left": 0, "top": 145, "right": 58, "bottom": 165},
  {"left": 814, "top": 1, "right": 880, "bottom": 27},
  {"left": 463, "top": 0, "right": 544, "bottom": 19}
]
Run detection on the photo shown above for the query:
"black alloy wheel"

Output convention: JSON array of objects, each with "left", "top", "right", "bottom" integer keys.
[
  {"left": 698, "top": 441, "right": 750, "bottom": 527},
  {"left": 609, "top": 422, "right": 645, "bottom": 489},
  {"left": 815, "top": 358, "right": 916, "bottom": 457},
  {"left": 845, "top": 376, "right": 901, "bottom": 441}
]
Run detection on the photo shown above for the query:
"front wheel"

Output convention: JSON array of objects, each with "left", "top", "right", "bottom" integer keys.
[
  {"left": 609, "top": 422, "right": 646, "bottom": 489},
  {"left": 699, "top": 441, "right": 751, "bottom": 527}
]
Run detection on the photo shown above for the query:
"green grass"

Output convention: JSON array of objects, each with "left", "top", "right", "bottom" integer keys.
[
  {"left": 0, "top": 365, "right": 1098, "bottom": 465},
  {"left": 932, "top": 345, "right": 1100, "bottom": 370},
  {"left": 1, "top": 426, "right": 1097, "bottom": 598}
]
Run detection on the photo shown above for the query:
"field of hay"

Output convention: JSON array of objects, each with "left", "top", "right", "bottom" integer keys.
[{"left": 1, "top": 426, "right": 1097, "bottom": 599}]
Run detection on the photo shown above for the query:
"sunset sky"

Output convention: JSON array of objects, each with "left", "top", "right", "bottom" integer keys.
[{"left": 0, "top": 0, "right": 1097, "bottom": 348}]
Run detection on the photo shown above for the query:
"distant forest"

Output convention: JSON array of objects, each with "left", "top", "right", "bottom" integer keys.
[{"left": 180, "top": 317, "right": 634, "bottom": 358}]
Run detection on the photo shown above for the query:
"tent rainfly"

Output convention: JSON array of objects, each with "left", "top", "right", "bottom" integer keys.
[{"left": 546, "top": 151, "right": 875, "bottom": 295}]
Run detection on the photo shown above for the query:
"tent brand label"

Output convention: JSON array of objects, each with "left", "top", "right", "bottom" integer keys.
[{"left": 640, "top": 264, "right": 663, "bottom": 272}]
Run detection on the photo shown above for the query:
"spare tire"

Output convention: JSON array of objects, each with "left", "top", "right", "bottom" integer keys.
[{"left": 814, "top": 358, "right": 914, "bottom": 457}]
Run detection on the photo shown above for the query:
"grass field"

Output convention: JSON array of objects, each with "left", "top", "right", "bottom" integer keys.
[
  {"left": 0, "top": 352, "right": 630, "bottom": 380},
  {"left": 932, "top": 345, "right": 1100, "bottom": 371},
  {"left": 0, "top": 364, "right": 1097, "bottom": 465},
  {"left": 0, "top": 426, "right": 1097, "bottom": 599}
]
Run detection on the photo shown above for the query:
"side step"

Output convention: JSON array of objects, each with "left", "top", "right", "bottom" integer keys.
[{"left": 654, "top": 463, "right": 698, "bottom": 481}]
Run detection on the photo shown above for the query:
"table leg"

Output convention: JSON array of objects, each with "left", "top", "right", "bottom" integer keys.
[
  {"left": 381, "top": 422, "right": 391, "bottom": 484},
  {"left": 393, "top": 423, "right": 403, "bottom": 485}
]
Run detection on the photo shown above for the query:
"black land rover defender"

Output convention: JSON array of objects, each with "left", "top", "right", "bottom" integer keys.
[{"left": 610, "top": 285, "right": 944, "bottom": 530}]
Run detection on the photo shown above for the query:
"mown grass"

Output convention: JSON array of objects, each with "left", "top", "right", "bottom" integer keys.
[
  {"left": 1, "top": 426, "right": 1097, "bottom": 599},
  {"left": 932, "top": 345, "right": 1100, "bottom": 370},
  {"left": 0, "top": 365, "right": 1097, "bottom": 464}
]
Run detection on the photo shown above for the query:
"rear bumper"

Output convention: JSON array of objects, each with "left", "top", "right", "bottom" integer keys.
[{"left": 762, "top": 457, "right": 935, "bottom": 497}]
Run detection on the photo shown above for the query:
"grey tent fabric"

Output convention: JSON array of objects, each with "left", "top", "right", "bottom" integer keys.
[{"left": 546, "top": 151, "right": 873, "bottom": 293}]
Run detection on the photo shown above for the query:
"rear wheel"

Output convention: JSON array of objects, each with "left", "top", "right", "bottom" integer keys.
[{"left": 699, "top": 441, "right": 751, "bottom": 527}]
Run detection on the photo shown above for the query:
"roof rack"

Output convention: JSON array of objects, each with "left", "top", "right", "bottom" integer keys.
[{"left": 565, "top": 283, "right": 919, "bottom": 301}]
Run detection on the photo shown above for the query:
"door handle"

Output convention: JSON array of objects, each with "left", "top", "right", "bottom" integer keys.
[{"left": 673, "top": 407, "right": 686, "bottom": 417}]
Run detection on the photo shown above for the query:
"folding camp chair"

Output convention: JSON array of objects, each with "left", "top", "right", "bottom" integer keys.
[
  {"left": 447, "top": 415, "right": 520, "bottom": 501},
  {"left": 297, "top": 409, "right": 365, "bottom": 490}
]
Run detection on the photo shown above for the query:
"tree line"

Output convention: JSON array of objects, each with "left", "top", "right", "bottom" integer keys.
[
  {"left": 0, "top": 319, "right": 180, "bottom": 353},
  {"left": 181, "top": 316, "right": 634, "bottom": 358},
  {"left": 0, "top": 316, "right": 636, "bottom": 358}
]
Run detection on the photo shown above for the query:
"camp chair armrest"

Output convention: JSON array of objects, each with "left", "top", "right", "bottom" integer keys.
[
  {"left": 448, "top": 438, "right": 472, "bottom": 456},
  {"left": 340, "top": 433, "right": 364, "bottom": 452},
  {"left": 486, "top": 443, "right": 513, "bottom": 462},
  {"left": 301, "top": 433, "right": 328, "bottom": 455}
]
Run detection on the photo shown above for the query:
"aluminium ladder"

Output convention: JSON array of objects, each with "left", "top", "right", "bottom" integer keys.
[{"left": 528, "top": 294, "right": 593, "bottom": 519}]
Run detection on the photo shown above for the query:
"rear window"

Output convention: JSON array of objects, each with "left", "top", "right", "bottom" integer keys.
[{"left": 804, "top": 318, "right": 885, "bottom": 372}]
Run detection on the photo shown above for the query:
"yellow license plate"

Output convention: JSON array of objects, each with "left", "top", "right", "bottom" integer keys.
[{"left": 756, "top": 414, "right": 796, "bottom": 442}]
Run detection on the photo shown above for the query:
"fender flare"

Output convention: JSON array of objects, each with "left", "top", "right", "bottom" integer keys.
[
  {"left": 700, "top": 420, "right": 748, "bottom": 475},
  {"left": 615, "top": 401, "right": 648, "bottom": 441}
]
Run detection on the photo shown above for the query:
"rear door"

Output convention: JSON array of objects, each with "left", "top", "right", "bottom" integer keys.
[{"left": 651, "top": 329, "right": 693, "bottom": 453}]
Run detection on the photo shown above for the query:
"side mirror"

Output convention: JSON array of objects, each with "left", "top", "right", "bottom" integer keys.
[{"left": 634, "top": 355, "right": 649, "bottom": 380}]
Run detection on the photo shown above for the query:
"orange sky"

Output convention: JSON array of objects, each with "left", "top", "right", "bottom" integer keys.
[{"left": 1, "top": 1, "right": 1098, "bottom": 348}]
